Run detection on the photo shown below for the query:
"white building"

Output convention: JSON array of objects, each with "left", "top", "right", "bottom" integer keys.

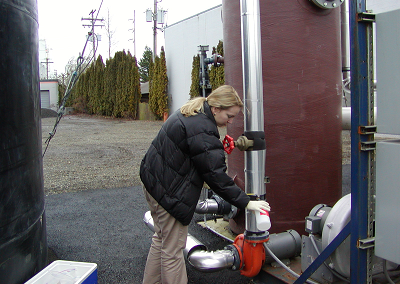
[
  {"left": 164, "top": 5, "right": 223, "bottom": 113},
  {"left": 40, "top": 80, "right": 59, "bottom": 109},
  {"left": 39, "top": 40, "right": 59, "bottom": 110}
]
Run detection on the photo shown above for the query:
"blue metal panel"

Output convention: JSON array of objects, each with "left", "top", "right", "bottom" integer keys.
[{"left": 349, "top": 0, "right": 373, "bottom": 283}]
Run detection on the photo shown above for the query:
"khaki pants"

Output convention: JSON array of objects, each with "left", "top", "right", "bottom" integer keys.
[{"left": 143, "top": 188, "right": 188, "bottom": 284}]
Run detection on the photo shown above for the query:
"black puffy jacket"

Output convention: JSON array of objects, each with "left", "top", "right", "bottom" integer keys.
[{"left": 140, "top": 102, "right": 250, "bottom": 226}]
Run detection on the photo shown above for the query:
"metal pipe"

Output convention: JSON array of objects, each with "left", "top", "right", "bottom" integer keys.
[
  {"left": 341, "top": 0, "right": 351, "bottom": 107},
  {"left": 143, "top": 211, "right": 236, "bottom": 272},
  {"left": 143, "top": 211, "right": 207, "bottom": 257},
  {"left": 196, "top": 199, "right": 220, "bottom": 214},
  {"left": 143, "top": 211, "right": 155, "bottom": 232},
  {"left": 341, "top": 0, "right": 350, "bottom": 75},
  {"left": 342, "top": 107, "right": 377, "bottom": 130},
  {"left": 187, "top": 249, "right": 236, "bottom": 272},
  {"left": 144, "top": 211, "right": 302, "bottom": 273},
  {"left": 184, "top": 232, "right": 207, "bottom": 259},
  {"left": 195, "top": 194, "right": 237, "bottom": 217},
  {"left": 240, "top": 0, "right": 266, "bottom": 233}
]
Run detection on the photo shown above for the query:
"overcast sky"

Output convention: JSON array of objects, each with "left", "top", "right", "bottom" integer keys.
[
  {"left": 37, "top": 0, "right": 400, "bottom": 76},
  {"left": 38, "top": 0, "right": 222, "bottom": 75}
]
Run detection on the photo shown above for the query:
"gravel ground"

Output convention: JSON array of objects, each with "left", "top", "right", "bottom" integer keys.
[
  {"left": 42, "top": 115, "right": 164, "bottom": 195},
  {"left": 42, "top": 115, "right": 351, "bottom": 195}
]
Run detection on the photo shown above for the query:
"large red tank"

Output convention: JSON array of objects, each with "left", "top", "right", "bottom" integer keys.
[{"left": 223, "top": 0, "right": 342, "bottom": 234}]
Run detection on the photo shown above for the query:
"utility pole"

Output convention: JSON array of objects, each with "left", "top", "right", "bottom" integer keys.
[
  {"left": 146, "top": 1, "right": 166, "bottom": 61},
  {"left": 40, "top": 48, "right": 53, "bottom": 79},
  {"left": 153, "top": 0, "right": 157, "bottom": 61},
  {"left": 128, "top": 10, "right": 136, "bottom": 57},
  {"left": 82, "top": 9, "right": 104, "bottom": 61},
  {"left": 41, "top": 58, "right": 54, "bottom": 79}
]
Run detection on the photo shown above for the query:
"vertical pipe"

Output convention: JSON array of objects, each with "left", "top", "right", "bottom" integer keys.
[
  {"left": 240, "top": 0, "right": 266, "bottom": 232},
  {"left": 341, "top": 0, "right": 351, "bottom": 106},
  {"left": 341, "top": 0, "right": 350, "bottom": 75},
  {"left": 350, "top": 0, "right": 374, "bottom": 283},
  {"left": 199, "top": 46, "right": 208, "bottom": 97}
]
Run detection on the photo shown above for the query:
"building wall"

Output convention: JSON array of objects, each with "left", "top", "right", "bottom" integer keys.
[
  {"left": 40, "top": 80, "right": 59, "bottom": 109},
  {"left": 164, "top": 5, "right": 223, "bottom": 113},
  {"left": 367, "top": 0, "right": 400, "bottom": 13}
]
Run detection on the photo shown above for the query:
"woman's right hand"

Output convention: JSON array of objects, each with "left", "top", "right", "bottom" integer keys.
[{"left": 246, "top": 200, "right": 271, "bottom": 213}]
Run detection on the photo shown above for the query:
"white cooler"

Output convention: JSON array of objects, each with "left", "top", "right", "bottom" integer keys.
[{"left": 25, "top": 260, "right": 98, "bottom": 284}]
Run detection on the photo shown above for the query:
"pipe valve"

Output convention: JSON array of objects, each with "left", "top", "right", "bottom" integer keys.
[
  {"left": 223, "top": 134, "right": 254, "bottom": 154},
  {"left": 223, "top": 131, "right": 266, "bottom": 154}
]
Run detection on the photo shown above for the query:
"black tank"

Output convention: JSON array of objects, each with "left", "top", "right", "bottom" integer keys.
[{"left": 0, "top": 0, "right": 48, "bottom": 282}]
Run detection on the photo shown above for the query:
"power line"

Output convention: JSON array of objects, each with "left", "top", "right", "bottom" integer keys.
[{"left": 81, "top": 9, "right": 104, "bottom": 61}]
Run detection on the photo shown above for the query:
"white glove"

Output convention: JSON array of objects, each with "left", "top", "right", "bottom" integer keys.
[{"left": 246, "top": 200, "right": 271, "bottom": 213}]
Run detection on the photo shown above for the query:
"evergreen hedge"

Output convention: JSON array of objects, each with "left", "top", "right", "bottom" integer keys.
[
  {"left": 63, "top": 50, "right": 142, "bottom": 119},
  {"left": 58, "top": 46, "right": 168, "bottom": 120}
]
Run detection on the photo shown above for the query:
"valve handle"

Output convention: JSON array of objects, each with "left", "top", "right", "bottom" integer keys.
[{"left": 223, "top": 135, "right": 235, "bottom": 154}]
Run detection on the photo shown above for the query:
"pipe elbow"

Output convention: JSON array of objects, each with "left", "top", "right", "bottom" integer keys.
[
  {"left": 195, "top": 199, "right": 219, "bottom": 214},
  {"left": 188, "top": 249, "right": 236, "bottom": 272},
  {"left": 144, "top": 210, "right": 241, "bottom": 273},
  {"left": 195, "top": 196, "right": 238, "bottom": 218}
]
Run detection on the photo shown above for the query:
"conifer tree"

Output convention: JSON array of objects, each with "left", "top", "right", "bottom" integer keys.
[
  {"left": 73, "top": 71, "right": 89, "bottom": 113},
  {"left": 157, "top": 47, "right": 168, "bottom": 116},
  {"left": 58, "top": 82, "right": 66, "bottom": 107},
  {"left": 104, "top": 56, "right": 117, "bottom": 116},
  {"left": 149, "top": 47, "right": 168, "bottom": 119},
  {"left": 87, "top": 61, "right": 97, "bottom": 114},
  {"left": 127, "top": 55, "right": 141, "bottom": 118},
  {"left": 149, "top": 55, "right": 160, "bottom": 118},
  {"left": 189, "top": 55, "right": 200, "bottom": 98},
  {"left": 209, "top": 40, "right": 225, "bottom": 90},
  {"left": 139, "top": 46, "right": 153, "bottom": 83},
  {"left": 113, "top": 51, "right": 126, "bottom": 117},
  {"left": 93, "top": 55, "right": 105, "bottom": 115}
]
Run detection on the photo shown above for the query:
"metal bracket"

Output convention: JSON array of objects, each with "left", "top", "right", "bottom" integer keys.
[
  {"left": 360, "top": 141, "right": 376, "bottom": 151},
  {"left": 359, "top": 125, "right": 377, "bottom": 135},
  {"left": 358, "top": 12, "right": 376, "bottom": 22},
  {"left": 358, "top": 237, "right": 375, "bottom": 249}
]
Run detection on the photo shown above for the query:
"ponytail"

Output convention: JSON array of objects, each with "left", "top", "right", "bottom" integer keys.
[
  {"left": 180, "top": 85, "right": 243, "bottom": 117},
  {"left": 180, "top": 97, "right": 207, "bottom": 117}
]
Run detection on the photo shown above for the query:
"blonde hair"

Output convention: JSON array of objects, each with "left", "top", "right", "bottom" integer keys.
[{"left": 180, "top": 85, "right": 243, "bottom": 117}]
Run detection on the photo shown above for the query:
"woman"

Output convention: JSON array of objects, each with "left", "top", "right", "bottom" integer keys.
[{"left": 140, "top": 85, "right": 270, "bottom": 284}]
